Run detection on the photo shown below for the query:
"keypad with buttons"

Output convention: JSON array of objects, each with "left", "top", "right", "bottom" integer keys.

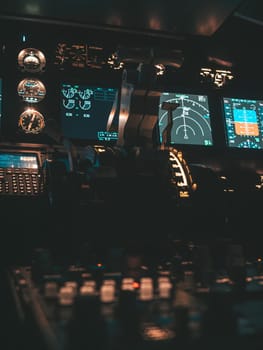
[{"left": 0, "top": 168, "right": 44, "bottom": 196}]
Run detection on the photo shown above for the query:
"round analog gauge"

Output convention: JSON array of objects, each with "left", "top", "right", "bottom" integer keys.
[
  {"left": 18, "top": 48, "right": 46, "bottom": 73},
  {"left": 17, "top": 78, "right": 46, "bottom": 103},
  {"left": 18, "top": 109, "right": 45, "bottom": 134}
]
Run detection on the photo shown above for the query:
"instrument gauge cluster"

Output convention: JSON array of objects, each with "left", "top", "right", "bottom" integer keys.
[
  {"left": 17, "top": 48, "right": 47, "bottom": 135},
  {"left": 17, "top": 78, "right": 46, "bottom": 103}
]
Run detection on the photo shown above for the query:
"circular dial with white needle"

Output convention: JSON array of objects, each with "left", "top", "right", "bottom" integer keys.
[
  {"left": 17, "top": 48, "right": 46, "bottom": 73},
  {"left": 18, "top": 109, "right": 45, "bottom": 134},
  {"left": 17, "top": 78, "right": 46, "bottom": 103}
]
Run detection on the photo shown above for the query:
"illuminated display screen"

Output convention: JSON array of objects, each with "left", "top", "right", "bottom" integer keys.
[
  {"left": 0, "top": 153, "right": 39, "bottom": 169},
  {"left": 158, "top": 92, "right": 213, "bottom": 146},
  {"left": 223, "top": 97, "right": 263, "bottom": 149},
  {"left": 60, "top": 83, "right": 119, "bottom": 143}
]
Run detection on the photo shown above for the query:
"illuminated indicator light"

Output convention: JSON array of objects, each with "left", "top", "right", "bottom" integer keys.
[
  {"left": 179, "top": 191, "right": 189, "bottom": 198},
  {"left": 100, "top": 284, "right": 115, "bottom": 303},
  {"left": 215, "top": 277, "right": 230, "bottom": 284},
  {"left": 142, "top": 326, "right": 175, "bottom": 340},
  {"left": 80, "top": 285, "right": 94, "bottom": 296},
  {"left": 133, "top": 281, "right": 140, "bottom": 289},
  {"left": 192, "top": 183, "right": 197, "bottom": 191},
  {"left": 258, "top": 258, "right": 262, "bottom": 262},
  {"left": 200, "top": 67, "right": 234, "bottom": 88},
  {"left": 97, "top": 263, "right": 103, "bottom": 267},
  {"left": 58, "top": 286, "right": 75, "bottom": 305}
]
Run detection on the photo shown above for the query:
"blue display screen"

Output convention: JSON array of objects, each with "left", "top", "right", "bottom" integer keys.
[
  {"left": 60, "top": 83, "right": 119, "bottom": 143},
  {"left": 223, "top": 97, "right": 263, "bottom": 149},
  {"left": 158, "top": 92, "right": 213, "bottom": 146},
  {"left": 0, "top": 153, "right": 39, "bottom": 169}
]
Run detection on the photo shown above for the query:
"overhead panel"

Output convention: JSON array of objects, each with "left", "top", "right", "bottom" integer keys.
[{"left": 0, "top": 0, "right": 243, "bottom": 37}]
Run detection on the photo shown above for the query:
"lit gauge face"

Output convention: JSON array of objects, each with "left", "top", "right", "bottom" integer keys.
[
  {"left": 17, "top": 48, "right": 46, "bottom": 73},
  {"left": 18, "top": 109, "right": 45, "bottom": 134},
  {"left": 17, "top": 78, "right": 46, "bottom": 103}
]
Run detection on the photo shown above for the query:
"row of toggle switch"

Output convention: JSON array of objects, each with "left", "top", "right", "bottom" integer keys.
[{"left": 45, "top": 276, "right": 174, "bottom": 305}]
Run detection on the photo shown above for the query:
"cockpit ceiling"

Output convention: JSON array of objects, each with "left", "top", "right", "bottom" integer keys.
[{"left": 0, "top": 0, "right": 243, "bottom": 37}]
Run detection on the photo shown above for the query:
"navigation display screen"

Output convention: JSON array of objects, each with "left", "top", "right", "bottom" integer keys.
[
  {"left": 222, "top": 97, "right": 263, "bottom": 149},
  {"left": 158, "top": 92, "right": 213, "bottom": 146},
  {"left": 60, "top": 83, "right": 119, "bottom": 143},
  {"left": 0, "top": 153, "right": 39, "bottom": 169}
]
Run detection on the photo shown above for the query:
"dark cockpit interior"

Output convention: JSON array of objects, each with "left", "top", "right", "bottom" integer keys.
[{"left": 2, "top": 1, "right": 263, "bottom": 349}]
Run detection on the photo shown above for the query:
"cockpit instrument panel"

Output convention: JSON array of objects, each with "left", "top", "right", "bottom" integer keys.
[{"left": 222, "top": 97, "right": 263, "bottom": 149}]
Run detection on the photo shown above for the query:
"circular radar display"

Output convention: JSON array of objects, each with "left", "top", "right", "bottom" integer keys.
[
  {"left": 17, "top": 78, "right": 46, "bottom": 103},
  {"left": 18, "top": 48, "right": 46, "bottom": 73},
  {"left": 158, "top": 92, "right": 213, "bottom": 146},
  {"left": 18, "top": 109, "right": 45, "bottom": 134}
]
